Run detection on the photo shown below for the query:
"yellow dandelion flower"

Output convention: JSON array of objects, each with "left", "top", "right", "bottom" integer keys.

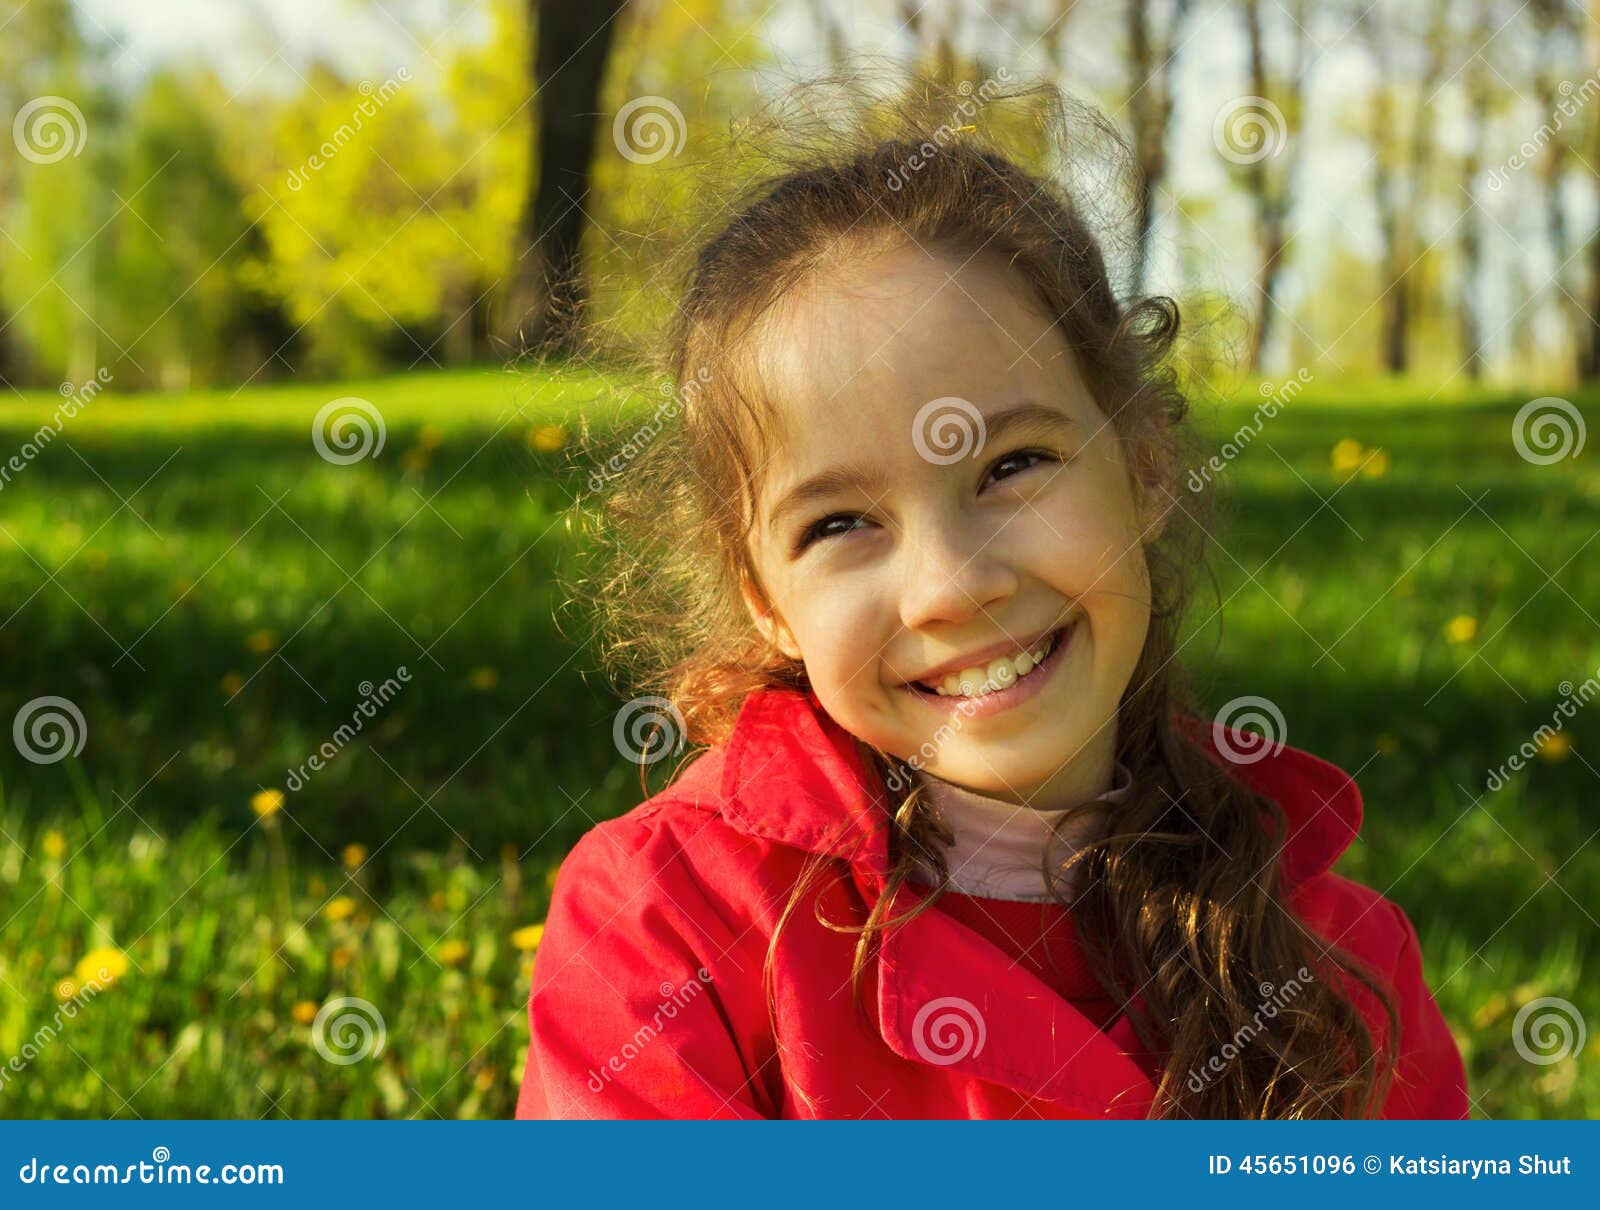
[
  {"left": 1444, "top": 615, "right": 1478, "bottom": 645},
  {"left": 220, "top": 672, "right": 246, "bottom": 696},
  {"left": 427, "top": 890, "right": 447, "bottom": 912},
  {"left": 250, "top": 788, "right": 285, "bottom": 818},
  {"left": 323, "top": 896, "right": 357, "bottom": 924},
  {"left": 1330, "top": 438, "right": 1364, "bottom": 475},
  {"left": 438, "top": 939, "right": 470, "bottom": 967},
  {"left": 74, "top": 946, "right": 130, "bottom": 991},
  {"left": 1472, "top": 992, "right": 1508, "bottom": 1029},
  {"left": 527, "top": 425, "right": 567, "bottom": 453},
  {"left": 246, "top": 628, "right": 278, "bottom": 654},
  {"left": 511, "top": 923, "right": 546, "bottom": 952},
  {"left": 341, "top": 842, "right": 368, "bottom": 870},
  {"left": 291, "top": 999, "right": 319, "bottom": 1025},
  {"left": 331, "top": 945, "right": 355, "bottom": 971},
  {"left": 1360, "top": 449, "right": 1390, "bottom": 478},
  {"left": 41, "top": 829, "right": 67, "bottom": 860},
  {"left": 55, "top": 978, "right": 79, "bottom": 1001},
  {"left": 469, "top": 666, "right": 499, "bottom": 691},
  {"left": 474, "top": 1066, "right": 497, "bottom": 1092},
  {"left": 1538, "top": 731, "right": 1572, "bottom": 761}
]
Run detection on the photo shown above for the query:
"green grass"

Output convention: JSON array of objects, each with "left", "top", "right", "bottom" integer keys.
[{"left": 0, "top": 368, "right": 1595, "bottom": 1117}]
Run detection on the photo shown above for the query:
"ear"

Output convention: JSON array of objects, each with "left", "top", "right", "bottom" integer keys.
[
  {"left": 1131, "top": 418, "right": 1178, "bottom": 545},
  {"left": 739, "top": 571, "right": 803, "bottom": 662}
]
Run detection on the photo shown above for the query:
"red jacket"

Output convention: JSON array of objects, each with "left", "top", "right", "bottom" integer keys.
[{"left": 517, "top": 686, "right": 1469, "bottom": 1119}]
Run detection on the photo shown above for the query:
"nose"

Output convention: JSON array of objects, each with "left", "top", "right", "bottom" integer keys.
[{"left": 897, "top": 516, "right": 1019, "bottom": 631}]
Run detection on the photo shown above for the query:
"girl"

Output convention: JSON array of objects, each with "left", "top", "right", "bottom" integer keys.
[{"left": 515, "top": 80, "right": 1469, "bottom": 1120}]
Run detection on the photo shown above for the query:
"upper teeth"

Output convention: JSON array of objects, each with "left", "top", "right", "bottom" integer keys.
[{"left": 929, "top": 631, "right": 1058, "bottom": 697}]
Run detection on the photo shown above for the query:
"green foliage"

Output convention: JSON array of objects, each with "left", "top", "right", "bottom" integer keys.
[{"left": 0, "top": 369, "right": 1595, "bottom": 1117}]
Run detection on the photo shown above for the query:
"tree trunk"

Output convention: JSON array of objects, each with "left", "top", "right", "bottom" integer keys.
[
  {"left": 1127, "top": 0, "right": 1194, "bottom": 294},
  {"left": 1583, "top": 0, "right": 1600, "bottom": 379},
  {"left": 1240, "top": 0, "right": 1307, "bottom": 372},
  {"left": 1459, "top": 64, "right": 1487, "bottom": 381},
  {"left": 499, "top": 0, "right": 627, "bottom": 358}
]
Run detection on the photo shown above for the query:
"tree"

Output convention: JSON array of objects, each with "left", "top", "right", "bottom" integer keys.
[
  {"left": 499, "top": 0, "right": 628, "bottom": 357},
  {"left": 1356, "top": 0, "right": 1449, "bottom": 375},
  {"left": 1233, "top": 0, "right": 1310, "bottom": 372},
  {"left": 0, "top": 0, "right": 89, "bottom": 387},
  {"left": 1126, "top": 0, "right": 1195, "bottom": 294}
]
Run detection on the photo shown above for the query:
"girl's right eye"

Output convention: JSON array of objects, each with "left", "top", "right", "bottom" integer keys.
[{"left": 796, "top": 512, "right": 867, "bottom": 553}]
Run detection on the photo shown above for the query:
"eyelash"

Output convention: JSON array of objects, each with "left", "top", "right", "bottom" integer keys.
[{"left": 793, "top": 448, "right": 1059, "bottom": 553}]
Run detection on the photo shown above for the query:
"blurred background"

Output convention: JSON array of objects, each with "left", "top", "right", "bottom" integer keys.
[{"left": 0, "top": 0, "right": 1595, "bottom": 1119}]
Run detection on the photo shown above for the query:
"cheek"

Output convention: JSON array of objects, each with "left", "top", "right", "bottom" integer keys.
[{"left": 1018, "top": 483, "right": 1150, "bottom": 602}]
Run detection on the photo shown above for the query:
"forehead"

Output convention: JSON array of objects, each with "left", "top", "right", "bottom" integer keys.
[{"left": 745, "top": 244, "right": 1096, "bottom": 500}]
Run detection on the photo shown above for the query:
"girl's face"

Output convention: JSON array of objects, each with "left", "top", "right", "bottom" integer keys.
[{"left": 741, "top": 243, "right": 1170, "bottom": 807}]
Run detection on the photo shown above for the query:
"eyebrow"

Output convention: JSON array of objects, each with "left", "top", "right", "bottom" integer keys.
[{"left": 764, "top": 401, "right": 1077, "bottom": 531}]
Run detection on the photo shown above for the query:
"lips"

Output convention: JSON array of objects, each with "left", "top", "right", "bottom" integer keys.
[{"left": 900, "top": 617, "right": 1078, "bottom": 716}]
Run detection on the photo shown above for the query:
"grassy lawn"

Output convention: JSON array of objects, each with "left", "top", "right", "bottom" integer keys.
[{"left": 0, "top": 368, "right": 1595, "bottom": 1118}]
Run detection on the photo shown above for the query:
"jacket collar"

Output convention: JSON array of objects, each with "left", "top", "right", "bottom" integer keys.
[
  {"left": 704, "top": 684, "right": 1363, "bottom": 892},
  {"left": 682, "top": 684, "right": 1364, "bottom": 1115}
]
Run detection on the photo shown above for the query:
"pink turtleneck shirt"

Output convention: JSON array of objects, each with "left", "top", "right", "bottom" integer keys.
[
  {"left": 905, "top": 760, "right": 1140, "bottom": 1032},
  {"left": 907, "top": 759, "right": 1135, "bottom": 902}
]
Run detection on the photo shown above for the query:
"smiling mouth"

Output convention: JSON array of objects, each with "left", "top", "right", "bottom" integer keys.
[{"left": 908, "top": 622, "right": 1072, "bottom": 699}]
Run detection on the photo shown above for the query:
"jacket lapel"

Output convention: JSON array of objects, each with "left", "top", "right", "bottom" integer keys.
[
  {"left": 873, "top": 877, "right": 1160, "bottom": 1116},
  {"left": 709, "top": 686, "right": 1364, "bottom": 1113}
]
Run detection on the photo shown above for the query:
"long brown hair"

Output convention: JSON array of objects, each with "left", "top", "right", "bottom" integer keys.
[{"left": 569, "top": 72, "right": 1398, "bottom": 1119}]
